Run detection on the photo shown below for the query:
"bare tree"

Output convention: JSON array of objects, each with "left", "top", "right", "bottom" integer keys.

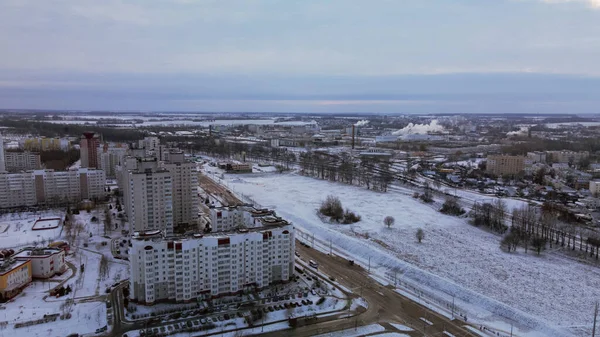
[
  {"left": 383, "top": 216, "right": 395, "bottom": 229},
  {"left": 99, "top": 254, "right": 110, "bottom": 281},
  {"left": 416, "top": 228, "right": 425, "bottom": 243}
]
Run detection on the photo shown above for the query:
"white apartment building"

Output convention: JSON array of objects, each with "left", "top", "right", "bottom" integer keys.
[
  {"left": 0, "top": 168, "right": 106, "bottom": 208},
  {"left": 163, "top": 151, "right": 199, "bottom": 227},
  {"left": 97, "top": 146, "right": 128, "bottom": 178},
  {"left": 4, "top": 151, "right": 41, "bottom": 172},
  {"left": 139, "top": 137, "right": 160, "bottom": 154},
  {"left": 13, "top": 248, "right": 67, "bottom": 279},
  {"left": 124, "top": 158, "right": 174, "bottom": 235},
  {"left": 208, "top": 206, "right": 275, "bottom": 232},
  {"left": 129, "top": 223, "right": 295, "bottom": 304},
  {"left": 0, "top": 133, "right": 5, "bottom": 172},
  {"left": 590, "top": 180, "right": 600, "bottom": 196}
]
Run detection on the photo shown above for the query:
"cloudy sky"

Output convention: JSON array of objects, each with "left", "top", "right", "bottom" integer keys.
[{"left": 1, "top": 0, "right": 600, "bottom": 113}]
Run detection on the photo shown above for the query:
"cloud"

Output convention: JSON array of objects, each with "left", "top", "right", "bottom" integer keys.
[{"left": 540, "top": 0, "right": 600, "bottom": 8}]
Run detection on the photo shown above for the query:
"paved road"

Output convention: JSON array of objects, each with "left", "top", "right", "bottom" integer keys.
[{"left": 254, "top": 242, "right": 479, "bottom": 337}]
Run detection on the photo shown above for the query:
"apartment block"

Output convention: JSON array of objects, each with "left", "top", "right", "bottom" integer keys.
[
  {"left": 546, "top": 150, "right": 589, "bottom": 164},
  {"left": 486, "top": 155, "right": 532, "bottom": 176},
  {"left": 209, "top": 206, "right": 275, "bottom": 232},
  {"left": 4, "top": 151, "right": 41, "bottom": 172},
  {"left": 80, "top": 132, "right": 100, "bottom": 168},
  {"left": 0, "top": 133, "right": 5, "bottom": 172},
  {"left": 129, "top": 223, "right": 295, "bottom": 304},
  {"left": 590, "top": 181, "right": 600, "bottom": 196},
  {"left": 162, "top": 151, "right": 199, "bottom": 227},
  {"left": 23, "top": 137, "right": 67, "bottom": 152},
  {"left": 124, "top": 158, "right": 174, "bottom": 235},
  {"left": 0, "top": 168, "right": 106, "bottom": 208},
  {"left": 97, "top": 145, "right": 128, "bottom": 178}
]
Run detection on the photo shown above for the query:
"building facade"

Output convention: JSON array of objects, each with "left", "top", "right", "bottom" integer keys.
[
  {"left": 4, "top": 151, "right": 42, "bottom": 172},
  {"left": 163, "top": 152, "right": 199, "bottom": 228},
  {"left": 0, "top": 259, "right": 32, "bottom": 301},
  {"left": 486, "top": 155, "right": 532, "bottom": 176},
  {"left": 0, "top": 168, "right": 106, "bottom": 208},
  {"left": 80, "top": 132, "right": 100, "bottom": 168},
  {"left": 129, "top": 224, "right": 295, "bottom": 304},
  {"left": 97, "top": 145, "right": 128, "bottom": 178},
  {"left": 124, "top": 159, "right": 174, "bottom": 235},
  {"left": 0, "top": 133, "right": 5, "bottom": 172},
  {"left": 590, "top": 181, "right": 600, "bottom": 196},
  {"left": 13, "top": 248, "right": 67, "bottom": 279}
]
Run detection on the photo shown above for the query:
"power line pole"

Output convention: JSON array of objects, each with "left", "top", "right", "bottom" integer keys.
[
  {"left": 368, "top": 256, "right": 371, "bottom": 273},
  {"left": 593, "top": 301, "right": 599, "bottom": 337}
]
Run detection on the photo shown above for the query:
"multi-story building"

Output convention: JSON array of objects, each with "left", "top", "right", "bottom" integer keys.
[
  {"left": 129, "top": 222, "right": 295, "bottom": 304},
  {"left": 0, "top": 259, "right": 32, "bottom": 301},
  {"left": 486, "top": 155, "right": 532, "bottom": 176},
  {"left": 0, "top": 133, "right": 5, "bottom": 172},
  {"left": 13, "top": 248, "right": 66, "bottom": 279},
  {"left": 80, "top": 132, "right": 100, "bottom": 168},
  {"left": 4, "top": 151, "right": 42, "bottom": 172},
  {"left": 590, "top": 180, "right": 600, "bottom": 196},
  {"left": 23, "top": 137, "right": 66, "bottom": 152},
  {"left": 162, "top": 151, "right": 199, "bottom": 228},
  {"left": 526, "top": 151, "right": 547, "bottom": 164},
  {"left": 124, "top": 158, "right": 174, "bottom": 235},
  {"left": 0, "top": 168, "right": 106, "bottom": 208},
  {"left": 546, "top": 150, "right": 589, "bottom": 164},
  {"left": 209, "top": 206, "right": 274, "bottom": 232},
  {"left": 97, "top": 144, "right": 128, "bottom": 178},
  {"left": 139, "top": 137, "right": 160, "bottom": 154}
]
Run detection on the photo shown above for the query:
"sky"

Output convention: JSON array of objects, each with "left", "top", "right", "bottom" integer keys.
[{"left": 1, "top": 0, "right": 600, "bottom": 113}]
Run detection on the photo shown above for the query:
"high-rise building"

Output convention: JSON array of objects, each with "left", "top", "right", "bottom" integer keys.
[
  {"left": 0, "top": 133, "right": 5, "bottom": 172},
  {"left": 129, "top": 223, "right": 295, "bottom": 304},
  {"left": 163, "top": 151, "right": 199, "bottom": 228},
  {"left": 97, "top": 144, "right": 128, "bottom": 178},
  {"left": 0, "top": 168, "right": 106, "bottom": 208},
  {"left": 124, "top": 158, "right": 174, "bottom": 235},
  {"left": 4, "top": 151, "right": 42, "bottom": 172},
  {"left": 80, "top": 132, "right": 100, "bottom": 168}
]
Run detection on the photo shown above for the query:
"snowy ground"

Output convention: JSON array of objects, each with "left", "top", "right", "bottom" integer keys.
[
  {"left": 32, "top": 219, "right": 61, "bottom": 230},
  {"left": 0, "top": 210, "right": 64, "bottom": 248},
  {"left": 223, "top": 172, "right": 597, "bottom": 337},
  {"left": 0, "top": 281, "right": 107, "bottom": 337}
]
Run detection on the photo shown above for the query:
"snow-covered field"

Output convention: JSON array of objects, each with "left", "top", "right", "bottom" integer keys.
[
  {"left": 0, "top": 211, "right": 64, "bottom": 248},
  {"left": 0, "top": 281, "right": 107, "bottom": 337},
  {"left": 224, "top": 172, "right": 598, "bottom": 337}
]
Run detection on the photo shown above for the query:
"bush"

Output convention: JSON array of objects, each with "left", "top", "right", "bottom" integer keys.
[
  {"left": 319, "top": 195, "right": 344, "bottom": 221},
  {"left": 342, "top": 209, "right": 361, "bottom": 224},
  {"left": 440, "top": 197, "right": 465, "bottom": 216}
]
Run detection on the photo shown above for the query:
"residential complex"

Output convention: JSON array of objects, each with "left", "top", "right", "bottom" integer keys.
[
  {"left": 0, "top": 168, "right": 106, "bottom": 208},
  {"left": 129, "top": 222, "right": 295, "bottom": 304},
  {"left": 123, "top": 158, "right": 174, "bottom": 235},
  {"left": 97, "top": 144, "right": 128, "bottom": 178},
  {"left": 23, "top": 137, "right": 68, "bottom": 152},
  {"left": 80, "top": 132, "right": 100, "bottom": 168},
  {"left": 0, "top": 133, "right": 5, "bottom": 172},
  {"left": 163, "top": 151, "right": 199, "bottom": 227},
  {"left": 0, "top": 259, "right": 32, "bottom": 301},
  {"left": 486, "top": 155, "right": 533, "bottom": 176},
  {"left": 4, "top": 151, "right": 42, "bottom": 172}
]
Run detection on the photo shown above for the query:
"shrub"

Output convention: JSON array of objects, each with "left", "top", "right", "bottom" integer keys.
[
  {"left": 319, "top": 195, "right": 344, "bottom": 221},
  {"left": 342, "top": 209, "right": 361, "bottom": 224},
  {"left": 440, "top": 197, "right": 465, "bottom": 216}
]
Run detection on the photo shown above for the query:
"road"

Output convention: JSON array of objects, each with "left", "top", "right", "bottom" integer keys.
[
  {"left": 198, "top": 172, "right": 244, "bottom": 206},
  {"left": 255, "top": 242, "right": 478, "bottom": 337}
]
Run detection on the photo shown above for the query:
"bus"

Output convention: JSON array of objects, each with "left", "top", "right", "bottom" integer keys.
[{"left": 309, "top": 260, "right": 318, "bottom": 268}]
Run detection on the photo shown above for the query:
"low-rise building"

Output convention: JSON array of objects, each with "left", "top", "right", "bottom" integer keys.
[
  {"left": 129, "top": 223, "right": 295, "bottom": 304},
  {"left": 590, "top": 180, "right": 600, "bottom": 196},
  {"left": 0, "top": 259, "right": 32, "bottom": 301},
  {"left": 13, "top": 248, "right": 66, "bottom": 279}
]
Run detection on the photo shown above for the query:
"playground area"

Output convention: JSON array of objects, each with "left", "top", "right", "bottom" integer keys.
[{"left": 0, "top": 211, "right": 64, "bottom": 249}]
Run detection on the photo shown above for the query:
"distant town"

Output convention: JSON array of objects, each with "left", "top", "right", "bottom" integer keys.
[{"left": 0, "top": 111, "right": 599, "bottom": 337}]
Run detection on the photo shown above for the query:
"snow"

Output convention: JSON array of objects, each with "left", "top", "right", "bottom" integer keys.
[
  {"left": 223, "top": 172, "right": 590, "bottom": 337},
  {"left": 389, "top": 323, "right": 413, "bottom": 331},
  {"left": 32, "top": 219, "right": 61, "bottom": 230},
  {"left": 313, "top": 323, "right": 385, "bottom": 337},
  {"left": 0, "top": 281, "right": 107, "bottom": 337},
  {"left": 372, "top": 334, "right": 411, "bottom": 337},
  {"left": 0, "top": 211, "right": 64, "bottom": 248},
  {"left": 350, "top": 297, "right": 368, "bottom": 310}
]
